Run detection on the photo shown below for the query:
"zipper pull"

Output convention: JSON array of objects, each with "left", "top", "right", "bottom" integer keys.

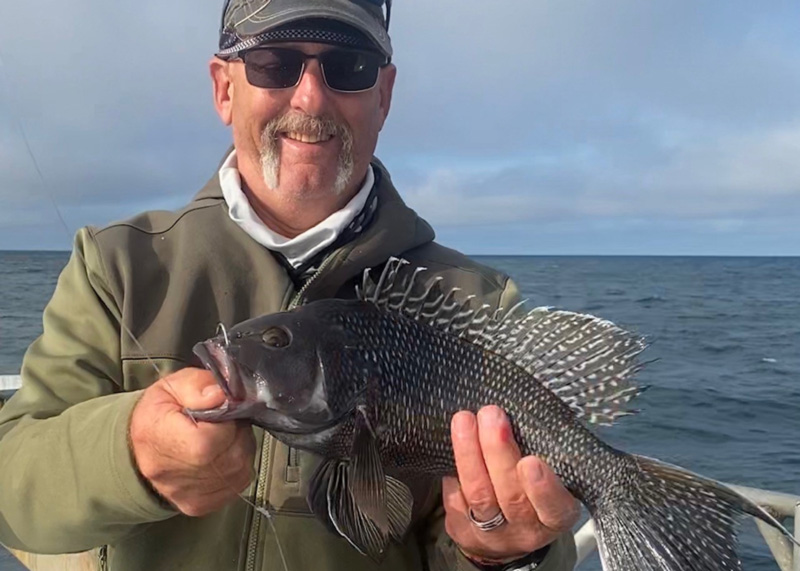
[{"left": 285, "top": 446, "right": 301, "bottom": 483}]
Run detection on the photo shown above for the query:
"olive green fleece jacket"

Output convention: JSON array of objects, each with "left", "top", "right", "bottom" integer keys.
[{"left": 0, "top": 158, "right": 577, "bottom": 571}]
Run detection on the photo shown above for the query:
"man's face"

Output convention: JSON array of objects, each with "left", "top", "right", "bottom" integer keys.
[{"left": 212, "top": 42, "right": 396, "bottom": 201}]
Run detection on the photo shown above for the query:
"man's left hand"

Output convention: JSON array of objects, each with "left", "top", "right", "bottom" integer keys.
[{"left": 442, "top": 405, "right": 580, "bottom": 565}]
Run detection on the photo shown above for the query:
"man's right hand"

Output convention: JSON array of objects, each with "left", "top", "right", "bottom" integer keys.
[{"left": 129, "top": 367, "right": 256, "bottom": 517}]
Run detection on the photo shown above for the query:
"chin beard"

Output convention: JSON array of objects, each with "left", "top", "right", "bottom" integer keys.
[{"left": 259, "top": 113, "right": 355, "bottom": 196}]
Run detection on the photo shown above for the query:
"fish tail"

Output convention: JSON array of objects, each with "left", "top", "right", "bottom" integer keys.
[{"left": 591, "top": 454, "right": 798, "bottom": 570}]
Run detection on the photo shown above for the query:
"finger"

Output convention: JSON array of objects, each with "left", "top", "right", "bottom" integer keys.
[
  {"left": 442, "top": 476, "right": 468, "bottom": 514},
  {"left": 167, "top": 400, "right": 241, "bottom": 465},
  {"left": 174, "top": 427, "right": 253, "bottom": 495},
  {"left": 451, "top": 411, "right": 499, "bottom": 521},
  {"left": 477, "top": 406, "right": 536, "bottom": 523},
  {"left": 161, "top": 368, "right": 226, "bottom": 411},
  {"left": 212, "top": 423, "right": 256, "bottom": 479},
  {"left": 177, "top": 421, "right": 240, "bottom": 468},
  {"left": 517, "top": 456, "right": 580, "bottom": 533},
  {"left": 441, "top": 476, "right": 477, "bottom": 544},
  {"left": 173, "top": 483, "right": 238, "bottom": 517},
  {"left": 196, "top": 428, "right": 256, "bottom": 512},
  {"left": 131, "top": 373, "right": 232, "bottom": 468},
  {"left": 206, "top": 456, "right": 253, "bottom": 496}
]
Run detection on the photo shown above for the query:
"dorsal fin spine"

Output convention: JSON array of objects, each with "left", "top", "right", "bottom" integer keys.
[
  {"left": 359, "top": 259, "right": 647, "bottom": 426},
  {"left": 371, "top": 262, "right": 392, "bottom": 305},
  {"left": 397, "top": 267, "right": 426, "bottom": 310},
  {"left": 412, "top": 277, "right": 443, "bottom": 320},
  {"left": 448, "top": 295, "right": 477, "bottom": 334}
]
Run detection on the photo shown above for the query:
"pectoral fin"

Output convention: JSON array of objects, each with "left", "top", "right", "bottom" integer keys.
[
  {"left": 307, "top": 457, "right": 414, "bottom": 561},
  {"left": 385, "top": 475, "right": 413, "bottom": 540},
  {"left": 349, "top": 405, "right": 389, "bottom": 532}
]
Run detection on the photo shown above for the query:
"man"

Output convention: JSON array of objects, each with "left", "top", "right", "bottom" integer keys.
[{"left": 0, "top": 1, "right": 578, "bottom": 569}]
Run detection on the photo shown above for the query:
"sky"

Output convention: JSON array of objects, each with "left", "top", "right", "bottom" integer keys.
[{"left": 0, "top": 0, "right": 799, "bottom": 255}]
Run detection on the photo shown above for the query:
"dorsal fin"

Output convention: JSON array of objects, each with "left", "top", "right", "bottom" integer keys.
[{"left": 358, "top": 258, "right": 648, "bottom": 426}]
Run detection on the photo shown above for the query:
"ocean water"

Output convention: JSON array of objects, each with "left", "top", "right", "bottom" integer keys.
[{"left": 0, "top": 252, "right": 798, "bottom": 570}]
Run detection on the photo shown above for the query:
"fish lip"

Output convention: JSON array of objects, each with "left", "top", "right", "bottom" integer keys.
[{"left": 193, "top": 339, "right": 237, "bottom": 400}]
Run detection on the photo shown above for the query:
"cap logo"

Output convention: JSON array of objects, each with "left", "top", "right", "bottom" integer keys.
[{"left": 232, "top": 0, "right": 273, "bottom": 28}]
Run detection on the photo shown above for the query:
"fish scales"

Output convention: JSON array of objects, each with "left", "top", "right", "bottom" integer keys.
[
  {"left": 339, "top": 302, "right": 616, "bottom": 497},
  {"left": 188, "top": 257, "right": 799, "bottom": 570}
]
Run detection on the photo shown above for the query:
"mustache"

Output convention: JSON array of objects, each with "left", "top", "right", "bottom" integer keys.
[
  {"left": 264, "top": 112, "right": 351, "bottom": 141},
  {"left": 259, "top": 112, "right": 356, "bottom": 195}
]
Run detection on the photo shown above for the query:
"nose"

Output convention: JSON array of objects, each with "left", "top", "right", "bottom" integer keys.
[{"left": 289, "top": 58, "right": 331, "bottom": 116}]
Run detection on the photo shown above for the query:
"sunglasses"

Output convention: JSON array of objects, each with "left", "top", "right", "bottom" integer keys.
[{"left": 236, "top": 47, "right": 389, "bottom": 93}]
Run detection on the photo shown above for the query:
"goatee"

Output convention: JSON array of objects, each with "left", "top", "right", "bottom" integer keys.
[{"left": 259, "top": 113, "right": 354, "bottom": 195}]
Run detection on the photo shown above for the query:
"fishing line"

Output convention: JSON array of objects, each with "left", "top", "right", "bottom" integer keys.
[
  {"left": 0, "top": 47, "right": 164, "bottom": 385},
  {"left": 0, "top": 39, "right": 290, "bottom": 571}
]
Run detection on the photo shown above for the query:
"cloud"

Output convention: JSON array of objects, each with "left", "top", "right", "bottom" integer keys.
[
  {"left": 0, "top": 0, "right": 226, "bottom": 209},
  {"left": 383, "top": 0, "right": 800, "bottom": 156},
  {"left": 0, "top": 0, "right": 799, "bottom": 253},
  {"left": 399, "top": 122, "right": 800, "bottom": 225}
]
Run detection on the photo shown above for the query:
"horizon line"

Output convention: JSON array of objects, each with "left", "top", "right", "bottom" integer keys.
[{"left": 0, "top": 249, "right": 798, "bottom": 258}]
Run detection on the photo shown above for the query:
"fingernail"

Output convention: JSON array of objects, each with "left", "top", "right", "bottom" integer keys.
[
  {"left": 202, "top": 385, "right": 222, "bottom": 398},
  {"left": 478, "top": 405, "right": 504, "bottom": 428},
  {"left": 451, "top": 411, "right": 475, "bottom": 437},
  {"left": 522, "top": 458, "right": 544, "bottom": 482}
]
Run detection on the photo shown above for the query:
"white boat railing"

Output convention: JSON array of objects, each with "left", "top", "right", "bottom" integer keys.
[
  {"left": 0, "top": 375, "right": 21, "bottom": 399},
  {"left": 572, "top": 485, "right": 799, "bottom": 570},
  {"left": 2, "top": 375, "right": 799, "bottom": 570}
]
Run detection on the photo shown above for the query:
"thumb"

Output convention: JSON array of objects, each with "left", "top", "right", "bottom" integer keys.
[
  {"left": 158, "top": 367, "right": 227, "bottom": 410},
  {"left": 517, "top": 456, "right": 580, "bottom": 533}
]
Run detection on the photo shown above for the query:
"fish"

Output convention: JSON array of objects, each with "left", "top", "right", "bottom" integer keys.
[{"left": 187, "top": 257, "right": 799, "bottom": 570}]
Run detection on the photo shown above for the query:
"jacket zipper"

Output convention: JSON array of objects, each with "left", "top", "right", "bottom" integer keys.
[
  {"left": 245, "top": 436, "right": 275, "bottom": 571},
  {"left": 98, "top": 545, "right": 108, "bottom": 571},
  {"left": 244, "top": 252, "right": 341, "bottom": 571},
  {"left": 285, "top": 446, "right": 301, "bottom": 483},
  {"left": 287, "top": 251, "right": 340, "bottom": 310}
]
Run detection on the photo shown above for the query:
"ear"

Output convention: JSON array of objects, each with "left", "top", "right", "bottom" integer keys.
[
  {"left": 210, "top": 57, "right": 234, "bottom": 126},
  {"left": 377, "top": 63, "right": 396, "bottom": 128}
]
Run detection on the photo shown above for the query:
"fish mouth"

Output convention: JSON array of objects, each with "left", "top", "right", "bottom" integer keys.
[
  {"left": 187, "top": 338, "right": 352, "bottom": 436},
  {"left": 185, "top": 338, "right": 252, "bottom": 424},
  {"left": 193, "top": 338, "right": 239, "bottom": 401}
]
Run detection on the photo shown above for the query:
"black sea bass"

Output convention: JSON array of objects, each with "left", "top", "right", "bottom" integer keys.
[{"left": 188, "top": 258, "right": 797, "bottom": 570}]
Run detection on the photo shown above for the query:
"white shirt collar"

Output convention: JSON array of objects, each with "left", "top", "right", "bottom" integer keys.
[{"left": 218, "top": 150, "right": 375, "bottom": 267}]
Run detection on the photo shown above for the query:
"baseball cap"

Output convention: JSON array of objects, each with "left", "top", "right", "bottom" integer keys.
[{"left": 217, "top": 0, "right": 393, "bottom": 58}]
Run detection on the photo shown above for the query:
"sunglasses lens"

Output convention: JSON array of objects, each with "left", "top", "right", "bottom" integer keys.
[
  {"left": 320, "top": 50, "right": 384, "bottom": 92},
  {"left": 242, "top": 48, "right": 304, "bottom": 89},
  {"left": 240, "top": 48, "right": 385, "bottom": 92}
]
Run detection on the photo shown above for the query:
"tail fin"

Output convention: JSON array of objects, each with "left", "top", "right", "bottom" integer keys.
[{"left": 592, "top": 455, "right": 798, "bottom": 571}]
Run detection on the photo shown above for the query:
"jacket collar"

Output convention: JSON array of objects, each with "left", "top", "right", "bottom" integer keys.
[
  {"left": 193, "top": 148, "right": 436, "bottom": 299},
  {"left": 309, "top": 158, "right": 435, "bottom": 301}
]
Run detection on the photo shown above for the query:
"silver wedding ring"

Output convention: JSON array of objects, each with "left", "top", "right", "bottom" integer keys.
[{"left": 468, "top": 508, "right": 507, "bottom": 532}]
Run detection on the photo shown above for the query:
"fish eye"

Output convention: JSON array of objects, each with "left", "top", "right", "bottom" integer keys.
[{"left": 262, "top": 327, "right": 291, "bottom": 348}]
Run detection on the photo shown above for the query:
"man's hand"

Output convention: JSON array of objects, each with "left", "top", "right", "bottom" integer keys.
[
  {"left": 442, "top": 406, "right": 580, "bottom": 564},
  {"left": 129, "top": 367, "right": 256, "bottom": 517}
]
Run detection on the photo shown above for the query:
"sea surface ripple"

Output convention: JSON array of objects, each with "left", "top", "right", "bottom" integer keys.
[{"left": 1, "top": 253, "right": 798, "bottom": 570}]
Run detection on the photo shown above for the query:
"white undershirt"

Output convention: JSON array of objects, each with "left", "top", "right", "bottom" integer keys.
[{"left": 219, "top": 150, "right": 375, "bottom": 267}]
